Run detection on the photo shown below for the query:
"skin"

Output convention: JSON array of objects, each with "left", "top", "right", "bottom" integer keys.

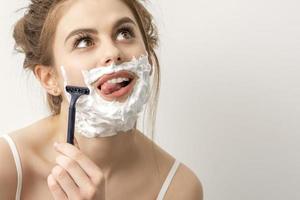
[{"left": 0, "top": 0, "right": 203, "bottom": 199}]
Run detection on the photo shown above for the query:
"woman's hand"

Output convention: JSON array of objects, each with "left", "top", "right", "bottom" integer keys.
[{"left": 47, "top": 138, "right": 105, "bottom": 200}]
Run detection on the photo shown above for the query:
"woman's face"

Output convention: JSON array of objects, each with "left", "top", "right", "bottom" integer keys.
[{"left": 52, "top": 0, "right": 147, "bottom": 101}]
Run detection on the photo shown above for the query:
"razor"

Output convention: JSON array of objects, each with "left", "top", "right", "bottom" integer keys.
[{"left": 66, "top": 85, "right": 90, "bottom": 145}]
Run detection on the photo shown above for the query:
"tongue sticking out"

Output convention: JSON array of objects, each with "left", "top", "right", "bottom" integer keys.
[
  {"left": 100, "top": 82, "right": 123, "bottom": 95},
  {"left": 100, "top": 79, "right": 132, "bottom": 95}
]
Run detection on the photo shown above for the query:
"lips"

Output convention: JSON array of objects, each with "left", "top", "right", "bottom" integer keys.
[{"left": 94, "top": 70, "right": 136, "bottom": 100}]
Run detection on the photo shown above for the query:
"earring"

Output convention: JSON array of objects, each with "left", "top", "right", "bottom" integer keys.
[{"left": 52, "top": 88, "right": 60, "bottom": 96}]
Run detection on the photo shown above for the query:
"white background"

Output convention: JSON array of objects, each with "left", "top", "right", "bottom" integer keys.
[{"left": 1, "top": 0, "right": 300, "bottom": 199}]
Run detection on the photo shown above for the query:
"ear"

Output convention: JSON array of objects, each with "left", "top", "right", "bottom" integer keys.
[{"left": 34, "top": 65, "right": 62, "bottom": 96}]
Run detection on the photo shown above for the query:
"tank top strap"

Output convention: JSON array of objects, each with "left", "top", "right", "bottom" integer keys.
[
  {"left": 1, "top": 134, "right": 23, "bottom": 200},
  {"left": 156, "top": 159, "right": 181, "bottom": 200}
]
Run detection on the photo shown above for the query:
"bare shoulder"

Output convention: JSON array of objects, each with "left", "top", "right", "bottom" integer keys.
[
  {"left": 166, "top": 162, "right": 204, "bottom": 200},
  {"left": 136, "top": 131, "right": 203, "bottom": 199},
  {"left": 0, "top": 134, "right": 19, "bottom": 199},
  {"left": 0, "top": 116, "right": 54, "bottom": 199}
]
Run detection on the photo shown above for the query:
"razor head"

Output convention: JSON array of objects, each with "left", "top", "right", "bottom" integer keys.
[{"left": 66, "top": 85, "right": 90, "bottom": 95}]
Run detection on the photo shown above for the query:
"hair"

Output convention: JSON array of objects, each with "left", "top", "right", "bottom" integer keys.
[{"left": 13, "top": 0, "right": 160, "bottom": 138}]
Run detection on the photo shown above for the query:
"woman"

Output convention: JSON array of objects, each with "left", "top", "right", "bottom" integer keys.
[{"left": 0, "top": 0, "right": 203, "bottom": 199}]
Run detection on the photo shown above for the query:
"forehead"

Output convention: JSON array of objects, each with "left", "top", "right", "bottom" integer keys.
[{"left": 57, "top": 0, "right": 136, "bottom": 34}]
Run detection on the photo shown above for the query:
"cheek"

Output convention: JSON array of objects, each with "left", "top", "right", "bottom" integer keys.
[
  {"left": 120, "top": 42, "right": 147, "bottom": 59},
  {"left": 57, "top": 54, "right": 95, "bottom": 87},
  {"left": 52, "top": 37, "right": 96, "bottom": 88},
  {"left": 136, "top": 37, "right": 147, "bottom": 54}
]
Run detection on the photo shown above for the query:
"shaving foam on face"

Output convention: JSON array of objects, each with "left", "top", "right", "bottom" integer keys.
[{"left": 61, "top": 54, "right": 151, "bottom": 137}]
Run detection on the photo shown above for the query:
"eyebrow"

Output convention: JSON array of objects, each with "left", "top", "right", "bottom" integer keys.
[{"left": 64, "top": 17, "right": 137, "bottom": 44}]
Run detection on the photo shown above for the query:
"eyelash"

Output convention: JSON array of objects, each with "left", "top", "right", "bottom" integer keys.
[
  {"left": 73, "top": 33, "right": 93, "bottom": 49},
  {"left": 72, "top": 25, "right": 135, "bottom": 49},
  {"left": 117, "top": 24, "right": 135, "bottom": 39}
]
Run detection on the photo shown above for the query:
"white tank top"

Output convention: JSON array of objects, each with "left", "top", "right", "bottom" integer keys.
[{"left": 1, "top": 134, "right": 180, "bottom": 200}]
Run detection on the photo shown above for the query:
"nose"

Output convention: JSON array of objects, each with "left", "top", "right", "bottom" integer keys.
[{"left": 99, "top": 40, "right": 123, "bottom": 66}]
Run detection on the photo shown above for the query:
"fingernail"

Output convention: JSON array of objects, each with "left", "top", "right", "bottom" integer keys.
[{"left": 53, "top": 142, "right": 59, "bottom": 148}]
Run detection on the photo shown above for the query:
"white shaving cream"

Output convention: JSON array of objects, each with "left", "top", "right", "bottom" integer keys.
[{"left": 60, "top": 54, "right": 151, "bottom": 137}]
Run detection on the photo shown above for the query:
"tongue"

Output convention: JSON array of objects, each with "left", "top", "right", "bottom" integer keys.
[{"left": 101, "top": 82, "right": 123, "bottom": 95}]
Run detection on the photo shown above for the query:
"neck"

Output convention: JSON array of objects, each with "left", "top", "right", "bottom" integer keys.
[
  {"left": 52, "top": 103, "right": 140, "bottom": 178},
  {"left": 75, "top": 129, "right": 139, "bottom": 177}
]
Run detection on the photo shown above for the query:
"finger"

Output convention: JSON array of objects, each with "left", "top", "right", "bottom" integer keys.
[
  {"left": 47, "top": 174, "right": 68, "bottom": 200},
  {"left": 54, "top": 142, "right": 103, "bottom": 185},
  {"left": 56, "top": 154, "right": 94, "bottom": 189},
  {"left": 51, "top": 165, "right": 80, "bottom": 199},
  {"left": 73, "top": 136, "right": 80, "bottom": 149}
]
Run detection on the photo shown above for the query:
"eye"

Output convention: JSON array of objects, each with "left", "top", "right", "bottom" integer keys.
[
  {"left": 116, "top": 25, "right": 135, "bottom": 41},
  {"left": 73, "top": 33, "right": 95, "bottom": 49}
]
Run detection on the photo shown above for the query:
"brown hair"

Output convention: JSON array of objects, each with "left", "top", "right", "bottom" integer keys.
[{"left": 13, "top": 0, "right": 160, "bottom": 137}]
